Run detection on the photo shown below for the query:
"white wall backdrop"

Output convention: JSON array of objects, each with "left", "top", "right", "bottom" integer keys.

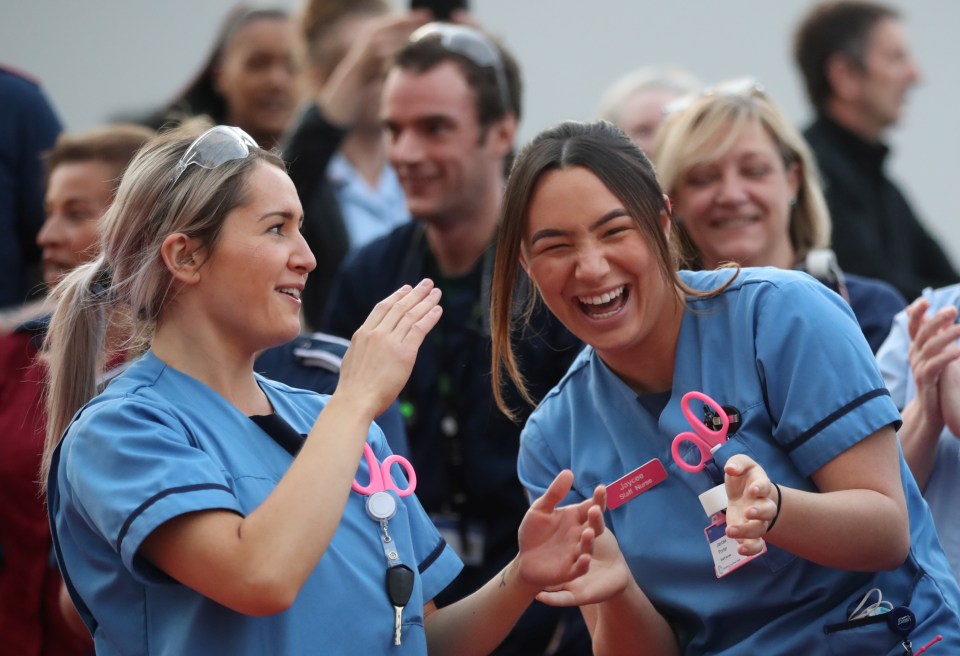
[{"left": 3, "top": 0, "right": 957, "bottom": 275}]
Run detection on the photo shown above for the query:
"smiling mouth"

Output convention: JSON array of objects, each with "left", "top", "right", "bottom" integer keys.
[
  {"left": 577, "top": 285, "right": 628, "bottom": 319},
  {"left": 712, "top": 216, "right": 757, "bottom": 229},
  {"left": 278, "top": 287, "right": 302, "bottom": 301}
]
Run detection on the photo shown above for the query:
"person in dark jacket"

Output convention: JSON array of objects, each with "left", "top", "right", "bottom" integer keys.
[{"left": 793, "top": 0, "right": 958, "bottom": 300}]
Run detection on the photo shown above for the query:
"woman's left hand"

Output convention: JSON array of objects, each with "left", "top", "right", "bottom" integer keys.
[
  {"left": 723, "top": 454, "right": 779, "bottom": 556},
  {"left": 516, "top": 470, "right": 606, "bottom": 589}
]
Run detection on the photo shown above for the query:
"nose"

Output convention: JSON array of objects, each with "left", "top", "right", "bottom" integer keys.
[
  {"left": 574, "top": 244, "right": 611, "bottom": 282},
  {"left": 906, "top": 56, "right": 922, "bottom": 85},
  {"left": 269, "top": 61, "right": 294, "bottom": 90},
  {"left": 36, "top": 215, "right": 63, "bottom": 249},
  {"left": 291, "top": 229, "right": 317, "bottom": 274},
  {"left": 715, "top": 171, "right": 748, "bottom": 206},
  {"left": 388, "top": 129, "right": 424, "bottom": 166}
]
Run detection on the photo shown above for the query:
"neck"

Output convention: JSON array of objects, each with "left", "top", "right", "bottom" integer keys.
[
  {"left": 423, "top": 177, "right": 503, "bottom": 277},
  {"left": 151, "top": 309, "right": 271, "bottom": 416},
  {"left": 823, "top": 103, "right": 884, "bottom": 143},
  {"left": 340, "top": 129, "right": 387, "bottom": 187},
  {"left": 601, "top": 292, "right": 685, "bottom": 395},
  {"left": 705, "top": 245, "right": 796, "bottom": 271}
]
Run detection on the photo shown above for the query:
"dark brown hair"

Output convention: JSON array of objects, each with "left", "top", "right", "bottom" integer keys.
[
  {"left": 394, "top": 29, "right": 522, "bottom": 129},
  {"left": 490, "top": 120, "right": 731, "bottom": 419},
  {"left": 793, "top": 0, "right": 899, "bottom": 111}
]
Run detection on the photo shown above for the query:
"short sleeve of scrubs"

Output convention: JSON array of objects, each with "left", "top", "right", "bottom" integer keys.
[
  {"left": 61, "top": 398, "right": 243, "bottom": 582},
  {"left": 754, "top": 276, "right": 901, "bottom": 475}
]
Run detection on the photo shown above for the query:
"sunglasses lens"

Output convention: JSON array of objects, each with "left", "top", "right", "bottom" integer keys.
[
  {"left": 409, "top": 23, "right": 511, "bottom": 112},
  {"left": 172, "top": 126, "right": 258, "bottom": 185}
]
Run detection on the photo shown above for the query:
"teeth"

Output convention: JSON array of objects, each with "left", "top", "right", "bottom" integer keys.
[
  {"left": 578, "top": 286, "right": 624, "bottom": 306},
  {"left": 279, "top": 288, "right": 301, "bottom": 300}
]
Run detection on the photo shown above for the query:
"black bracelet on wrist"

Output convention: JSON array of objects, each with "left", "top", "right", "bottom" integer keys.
[{"left": 767, "top": 482, "right": 782, "bottom": 533}]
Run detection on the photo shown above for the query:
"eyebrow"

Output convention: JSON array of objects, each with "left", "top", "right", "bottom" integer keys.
[
  {"left": 258, "top": 210, "right": 298, "bottom": 222},
  {"left": 529, "top": 209, "right": 629, "bottom": 245}
]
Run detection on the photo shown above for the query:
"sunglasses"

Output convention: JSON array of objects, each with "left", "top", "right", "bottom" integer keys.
[
  {"left": 171, "top": 125, "right": 259, "bottom": 186},
  {"left": 662, "top": 77, "right": 765, "bottom": 117},
  {"left": 409, "top": 22, "right": 512, "bottom": 113}
]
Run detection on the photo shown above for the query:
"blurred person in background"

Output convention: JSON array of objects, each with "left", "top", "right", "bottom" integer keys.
[
  {"left": 654, "top": 79, "right": 905, "bottom": 352},
  {"left": 0, "top": 65, "right": 62, "bottom": 313},
  {"left": 139, "top": 4, "right": 299, "bottom": 150},
  {"left": 595, "top": 65, "right": 699, "bottom": 157},
  {"left": 285, "top": 0, "right": 430, "bottom": 328},
  {"left": 793, "top": 0, "right": 957, "bottom": 300},
  {"left": 0, "top": 123, "right": 154, "bottom": 656}
]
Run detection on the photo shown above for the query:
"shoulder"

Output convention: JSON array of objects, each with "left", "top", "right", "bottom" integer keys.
[
  {"left": 844, "top": 273, "right": 908, "bottom": 307},
  {"left": 683, "top": 267, "right": 856, "bottom": 336},
  {"left": 0, "top": 67, "right": 59, "bottom": 117},
  {"left": 919, "top": 283, "right": 960, "bottom": 310},
  {"left": 530, "top": 347, "right": 599, "bottom": 419},
  {"left": 0, "top": 65, "right": 42, "bottom": 92},
  {"left": 258, "top": 332, "right": 350, "bottom": 375},
  {"left": 682, "top": 266, "right": 823, "bottom": 302}
]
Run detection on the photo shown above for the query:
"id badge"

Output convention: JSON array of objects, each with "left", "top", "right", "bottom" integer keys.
[{"left": 704, "top": 511, "right": 766, "bottom": 578}]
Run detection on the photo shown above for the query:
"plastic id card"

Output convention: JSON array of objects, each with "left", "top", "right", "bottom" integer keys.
[{"left": 705, "top": 511, "right": 766, "bottom": 578}]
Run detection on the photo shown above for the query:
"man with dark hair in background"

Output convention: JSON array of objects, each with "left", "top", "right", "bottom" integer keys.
[
  {"left": 322, "top": 23, "right": 588, "bottom": 655},
  {"left": 793, "top": 0, "right": 958, "bottom": 301}
]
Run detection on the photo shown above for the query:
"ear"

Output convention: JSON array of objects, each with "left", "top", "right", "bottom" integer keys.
[
  {"left": 487, "top": 113, "right": 518, "bottom": 159},
  {"left": 785, "top": 162, "right": 802, "bottom": 202},
  {"left": 825, "top": 54, "right": 862, "bottom": 102},
  {"left": 160, "top": 233, "right": 207, "bottom": 285},
  {"left": 518, "top": 246, "right": 530, "bottom": 275},
  {"left": 660, "top": 194, "right": 673, "bottom": 234}
]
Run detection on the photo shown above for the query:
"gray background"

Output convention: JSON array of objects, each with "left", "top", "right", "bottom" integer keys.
[{"left": 3, "top": 0, "right": 956, "bottom": 280}]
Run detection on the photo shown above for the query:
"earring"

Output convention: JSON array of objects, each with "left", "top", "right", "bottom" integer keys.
[{"left": 788, "top": 197, "right": 798, "bottom": 207}]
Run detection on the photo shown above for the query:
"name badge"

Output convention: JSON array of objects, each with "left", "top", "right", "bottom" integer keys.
[
  {"left": 705, "top": 512, "right": 767, "bottom": 578},
  {"left": 607, "top": 458, "right": 667, "bottom": 510}
]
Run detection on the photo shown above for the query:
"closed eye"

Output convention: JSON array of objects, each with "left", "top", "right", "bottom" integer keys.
[
  {"left": 602, "top": 226, "right": 632, "bottom": 239},
  {"left": 533, "top": 241, "right": 571, "bottom": 255}
]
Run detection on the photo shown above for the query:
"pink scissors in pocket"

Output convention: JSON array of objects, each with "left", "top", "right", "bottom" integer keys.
[
  {"left": 670, "top": 391, "right": 730, "bottom": 473},
  {"left": 353, "top": 443, "right": 417, "bottom": 497}
]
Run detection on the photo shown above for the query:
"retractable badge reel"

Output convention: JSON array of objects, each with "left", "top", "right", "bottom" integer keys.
[
  {"left": 353, "top": 443, "right": 418, "bottom": 646},
  {"left": 671, "top": 391, "right": 764, "bottom": 578}
]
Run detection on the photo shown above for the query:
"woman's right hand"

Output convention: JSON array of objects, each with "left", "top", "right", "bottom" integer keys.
[
  {"left": 335, "top": 279, "right": 442, "bottom": 419},
  {"left": 534, "top": 524, "right": 632, "bottom": 608}
]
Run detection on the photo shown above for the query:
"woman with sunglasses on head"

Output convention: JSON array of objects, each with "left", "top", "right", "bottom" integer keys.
[
  {"left": 41, "top": 123, "right": 613, "bottom": 655},
  {"left": 653, "top": 79, "right": 906, "bottom": 353},
  {"left": 490, "top": 120, "right": 960, "bottom": 654}
]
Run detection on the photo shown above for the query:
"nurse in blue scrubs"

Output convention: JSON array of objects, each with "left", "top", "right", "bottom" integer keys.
[
  {"left": 489, "top": 120, "right": 960, "bottom": 655},
  {"left": 41, "top": 123, "right": 611, "bottom": 655}
]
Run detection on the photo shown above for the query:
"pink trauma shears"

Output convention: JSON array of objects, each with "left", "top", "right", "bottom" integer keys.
[
  {"left": 670, "top": 391, "right": 730, "bottom": 473},
  {"left": 353, "top": 443, "right": 417, "bottom": 523},
  {"left": 353, "top": 443, "right": 417, "bottom": 497}
]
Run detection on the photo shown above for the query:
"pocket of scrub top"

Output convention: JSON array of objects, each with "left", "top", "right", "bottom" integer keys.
[{"left": 822, "top": 614, "right": 902, "bottom": 655}]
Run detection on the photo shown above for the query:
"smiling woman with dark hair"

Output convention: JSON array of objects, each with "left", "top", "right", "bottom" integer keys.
[{"left": 490, "top": 119, "right": 960, "bottom": 655}]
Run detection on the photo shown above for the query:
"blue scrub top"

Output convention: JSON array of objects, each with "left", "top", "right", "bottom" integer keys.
[
  {"left": 49, "top": 351, "right": 462, "bottom": 655},
  {"left": 519, "top": 268, "right": 960, "bottom": 655}
]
